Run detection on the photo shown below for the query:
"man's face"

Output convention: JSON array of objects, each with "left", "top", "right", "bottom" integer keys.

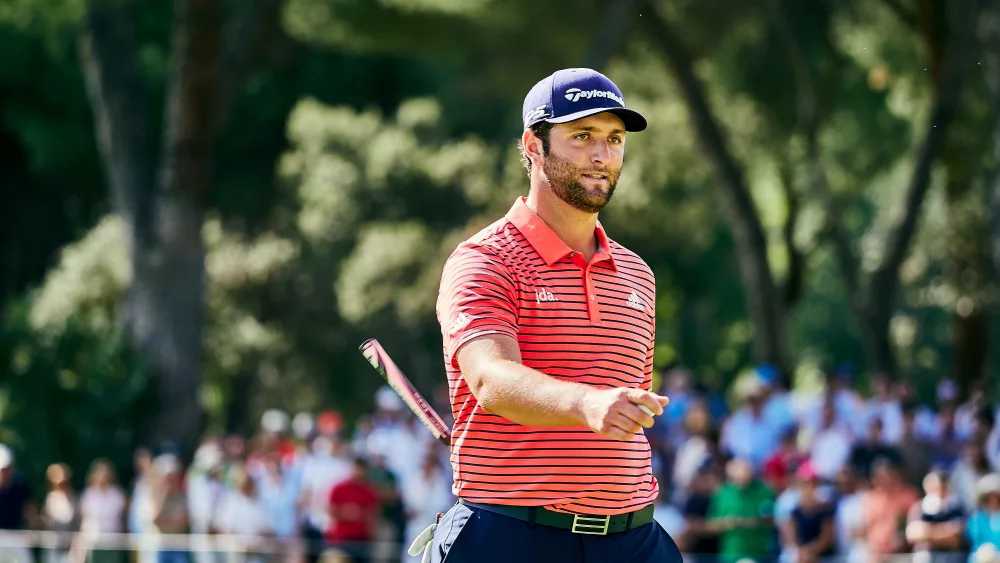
[{"left": 537, "top": 112, "right": 626, "bottom": 213}]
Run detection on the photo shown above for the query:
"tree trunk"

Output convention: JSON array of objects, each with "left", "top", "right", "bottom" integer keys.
[
  {"left": 584, "top": 0, "right": 642, "bottom": 70},
  {"left": 863, "top": 0, "right": 976, "bottom": 377},
  {"left": 643, "top": 7, "right": 788, "bottom": 371},
  {"left": 80, "top": 0, "right": 272, "bottom": 458},
  {"left": 952, "top": 311, "right": 989, "bottom": 391},
  {"left": 983, "top": 0, "right": 1000, "bottom": 275}
]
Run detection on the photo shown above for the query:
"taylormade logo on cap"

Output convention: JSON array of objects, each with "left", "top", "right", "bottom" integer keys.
[
  {"left": 521, "top": 68, "right": 648, "bottom": 132},
  {"left": 564, "top": 88, "right": 625, "bottom": 106}
]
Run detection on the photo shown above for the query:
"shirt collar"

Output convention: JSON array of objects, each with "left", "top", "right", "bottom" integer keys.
[{"left": 505, "top": 197, "right": 617, "bottom": 271}]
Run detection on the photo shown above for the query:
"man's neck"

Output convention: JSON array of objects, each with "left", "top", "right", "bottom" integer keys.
[{"left": 527, "top": 176, "right": 600, "bottom": 260}]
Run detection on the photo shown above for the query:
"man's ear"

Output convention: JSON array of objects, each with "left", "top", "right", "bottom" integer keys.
[{"left": 521, "top": 128, "right": 545, "bottom": 167}]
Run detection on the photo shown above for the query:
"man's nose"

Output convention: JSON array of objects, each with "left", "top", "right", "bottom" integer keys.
[{"left": 591, "top": 141, "right": 611, "bottom": 164}]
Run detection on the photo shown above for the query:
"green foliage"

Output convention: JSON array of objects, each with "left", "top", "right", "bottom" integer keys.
[{"left": 0, "top": 300, "right": 151, "bottom": 495}]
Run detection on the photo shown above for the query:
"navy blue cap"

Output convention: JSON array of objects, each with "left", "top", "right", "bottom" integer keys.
[{"left": 522, "top": 68, "right": 647, "bottom": 132}]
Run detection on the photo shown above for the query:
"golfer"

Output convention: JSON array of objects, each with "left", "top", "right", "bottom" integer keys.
[{"left": 420, "top": 68, "right": 682, "bottom": 562}]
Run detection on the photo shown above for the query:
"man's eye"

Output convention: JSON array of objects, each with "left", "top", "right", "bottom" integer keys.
[
  {"left": 574, "top": 133, "right": 590, "bottom": 140},
  {"left": 610, "top": 136, "right": 623, "bottom": 144}
]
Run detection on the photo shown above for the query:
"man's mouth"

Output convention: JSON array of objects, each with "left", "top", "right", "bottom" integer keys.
[{"left": 583, "top": 173, "right": 608, "bottom": 180}]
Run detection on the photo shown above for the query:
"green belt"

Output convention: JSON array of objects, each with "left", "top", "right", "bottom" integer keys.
[{"left": 458, "top": 499, "right": 655, "bottom": 535}]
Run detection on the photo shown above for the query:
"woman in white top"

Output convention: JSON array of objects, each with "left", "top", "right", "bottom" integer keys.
[
  {"left": 42, "top": 463, "right": 79, "bottom": 563},
  {"left": 214, "top": 469, "right": 273, "bottom": 563},
  {"left": 78, "top": 459, "right": 128, "bottom": 563}
]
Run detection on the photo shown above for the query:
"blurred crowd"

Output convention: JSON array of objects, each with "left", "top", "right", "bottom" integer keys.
[
  {"left": 0, "top": 386, "right": 454, "bottom": 563},
  {"left": 646, "top": 364, "right": 1000, "bottom": 563},
  {"left": 2, "top": 364, "right": 1000, "bottom": 563}
]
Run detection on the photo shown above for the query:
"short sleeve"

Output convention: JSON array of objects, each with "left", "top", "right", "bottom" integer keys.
[
  {"left": 436, "top": 245, "right": 519, "bottom": 368},
  {"left": 643, "top": 312, "right": 655, "bottom": 391}
]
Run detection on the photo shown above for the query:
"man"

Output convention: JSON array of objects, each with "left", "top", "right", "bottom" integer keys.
[
  {"left": 426, "top": 68, "right": 680, "bottom": 562},
  {"left": 327, "top": 457, "right": 381, "bottom": 563},
  {"left": 720, "top": 380, "right": 783, "bottom": 470},
  {"left": 862, "top": 459, "right": 921, "bottom": 558},
  {"left": 848, "top": 416, "right": 901, "bottom": 482},
  {"left": 0, "top": 444, "right": 37, "bottom": 563},
  {"left": 708, "top": 458, "right": 776, "bottom": 563},
  {"left": 905, "top": 470, "right": 965, "bottom": 563}
]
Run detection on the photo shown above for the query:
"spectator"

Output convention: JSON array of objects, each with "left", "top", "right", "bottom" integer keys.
[
  {"left": 762, "top": 427, "right": 806, "bottom": 494},
  {"left": 780, "top": 462, "right": 835, "bottom": 563},
  {"left": 299, "top": 436, "right": 352, "bottom": 563},
  {"left": 214, "top": 469, "right": 273, "bottom": 563},
  {"left": 862, "top": 459, "right": 921, "bottom": 559},
  {"left": 803, "top": 365, "right": 864, "bottom": 436},
  {"left": 917, "top": 380, "right": 960, "bottom": 441},
  {"left": 672, "top": 403, "right": 716, "bottom": 500},
  {"left": 80, "top": 459, "right": 128, "bottom": 563},
  {"left": 366, "top": 450, "right": 405, "bottom": 563},
  {"left": 187, "top": 442, "right": 226, "bottom": 563},
  {"left": 43, "top": 463, "right": 80, "bottom": 563},
  {"left": 721, "top": 382, "right": 783, "bottom": 471},
  {"left": 708, "top": 458, "right": 776, "bottom": 563},
  {"left": 966, "top": 474, "right": 1000, "bottom": 561},
  {"left": 759, "top": 364, "right": 796, "bottom": 437},
  {"left": 130, "top": 448, "right": 157, "bottom": 563},
  {"left": 222, "top": 435, "right": 248, "bottom": 486},
  {"left": 660, "top": 364, "right": 696, "bottom": 440},
  {"left": 258, "top": 454, "right": 300, "bottom": 541},
  {"left": 327, "top": 458, "right": 380, "bottom": 563},
  {"left": 897, "top": 405, "right": 935, "bottom": 489},
  {"left": 930, "top": 407, "right": 966, "bottom": 469},
  {"left": 848, "top": 417, "right": 901, "bottom": 482},
  {"left": 974, "top": 408, "right": 1000, "bottom": 473},
  {"left": 832, "top": 466, "right": 868, "bottom": 563},
  {"left": 652, "top": 490, "right": 686, "bottom": 544},
  {"left": 129, "top": 448, "right": 155, "bottom": 534},
  {"left": 955, "top": 379, "right": 989, "bottom": 440},
  {"left": 149, "top": 455, "right": 191, "bottom": 563},
  {"left": 80, "top": 459, "right": 127, "bottom": 533},
  {"left": 808, "top": 398, "right": 854, "bottom": 481},
  {"left": 866, "top": 374, "right": 903, "bottom": 444},
  {"left": 678, "top": 464, "right": 721, "bottom": 562},
  {"left": 906, "top": 470, "right": 965, "bottom": 563},
  {"left": 0, "top": 444, "right": 36, "bottom": 563},
  {"left": 400, "top": 450, "right": 453, "bottom": 562},
  {"left": 953, "top": 441, "right": 993, "bottom": 514}
]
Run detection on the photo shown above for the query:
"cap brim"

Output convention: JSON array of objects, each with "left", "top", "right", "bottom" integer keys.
[{"left": 544, "top": 107, "right": 647, "bottom": 132}]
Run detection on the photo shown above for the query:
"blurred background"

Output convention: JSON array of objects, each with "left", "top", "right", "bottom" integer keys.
[{"left": 2, "top": 0, "right": 1000, "bottom": 561}]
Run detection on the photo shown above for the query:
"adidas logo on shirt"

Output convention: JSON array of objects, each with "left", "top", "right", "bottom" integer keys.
[
  {"left": 448, "top": 312, "right": 473, "bottom": 336},
  {"left": 627, "top": 291, "right": 644, "bottom": 311},
  {"left": 535, "top": 288, "right": 558, "bottom": 303}
]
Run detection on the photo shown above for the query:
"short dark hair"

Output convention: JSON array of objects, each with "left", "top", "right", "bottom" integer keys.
[{"left": 518, "top": 121, "right": 554, "bottom": 175}]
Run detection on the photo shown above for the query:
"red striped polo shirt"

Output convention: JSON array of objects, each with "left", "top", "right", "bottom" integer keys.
[{"left": 435, "top": 196, "right": 658, "bottom": 515}]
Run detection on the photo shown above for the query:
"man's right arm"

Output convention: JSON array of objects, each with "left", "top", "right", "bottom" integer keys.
[{"left": 456, "top": 335, "right": 668, "bottom": 441}]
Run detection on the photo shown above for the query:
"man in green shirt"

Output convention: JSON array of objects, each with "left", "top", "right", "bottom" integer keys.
[{"left": 708, "top": 458, "right": 777, "bottom": 562}]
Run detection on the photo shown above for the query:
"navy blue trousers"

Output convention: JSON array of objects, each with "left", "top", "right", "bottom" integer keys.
[{"left": 430, "top": 502, "right": 683, "bottom": 563}]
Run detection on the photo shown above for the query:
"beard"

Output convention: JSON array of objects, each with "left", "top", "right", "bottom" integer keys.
[{"left": 541, "top": 152, "right": 621, "bottom": 214}]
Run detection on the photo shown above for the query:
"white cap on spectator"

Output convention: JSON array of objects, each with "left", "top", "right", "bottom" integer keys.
[
  {"left": 0, "top": 444, "right": 12, "bottom": 469},
  {"left": 193, "top": 443, "right": 223, "bottom": 471},
  {"left": 261, "top": 409, "right": 290, "bottom": 433},
  {"left": 154, "top": 453, "right": 181, "bottom": 476},
  {"left": 376, "top": 385, "right": 404, "bottom": 411},
  {"left": 977, "top": 473, "right": 1000, "bottom": 499},
  {"left": 292, "top": 412, "right": 315, "bottom": 439}
]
